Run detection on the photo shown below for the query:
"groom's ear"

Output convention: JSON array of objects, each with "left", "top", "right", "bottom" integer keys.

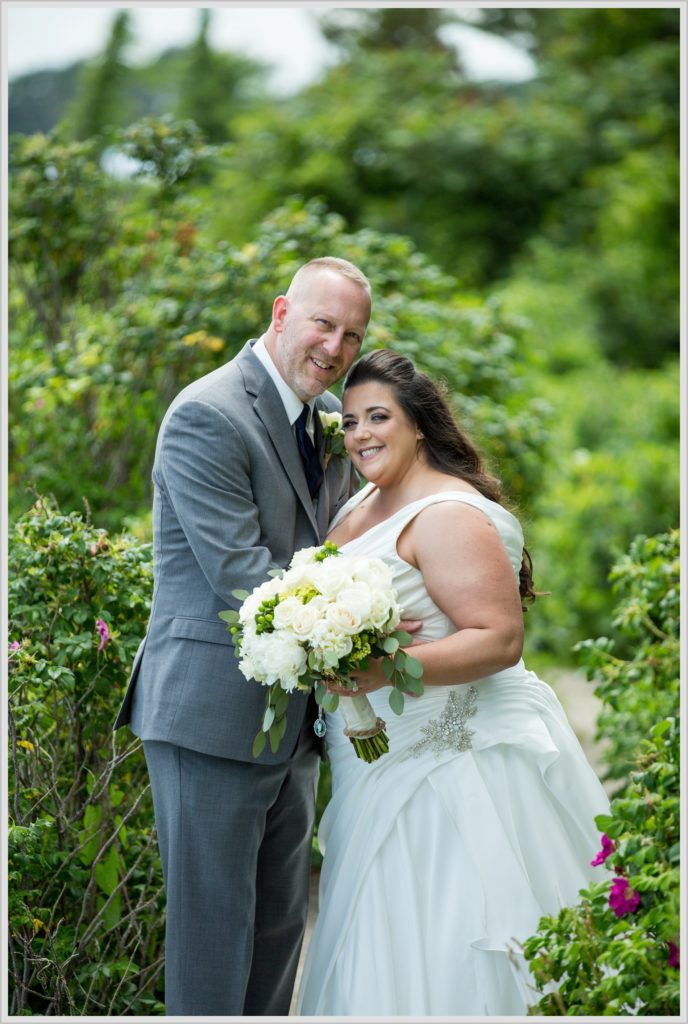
[{"left": 272, "top": 295, "right": 289, "bottom": 332}]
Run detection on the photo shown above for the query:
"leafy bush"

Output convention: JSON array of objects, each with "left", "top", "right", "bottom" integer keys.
[
  {"left": 523, "top": 365, "right": 679, "bottom": 656},
  {"left": 7, "top": 498, "right": 162, "bottom": 1015},
  {"left": 521, "top": 530, "right": 680, "bottom": 1015},
  {"left": 9, "top": 128, "right": 550, "bottom": 531},
  {"left": 577, "top": 530, "right": 680, "bottom": 783}
]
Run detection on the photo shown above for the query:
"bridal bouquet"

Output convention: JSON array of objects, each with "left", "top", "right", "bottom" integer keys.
[{"left": 220, "top": 542, "right": 423, "bottom": 762}]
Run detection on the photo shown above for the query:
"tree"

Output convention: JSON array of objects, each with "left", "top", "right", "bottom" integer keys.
[
  {"left": 176, "top": 9, "right": 267, "bottom": 142},
  {"left": 318, "top": 7, "right": 461, "bottom": 64},
  {"left": 70, "top": 11, "right": 134, "bottom": 145}
]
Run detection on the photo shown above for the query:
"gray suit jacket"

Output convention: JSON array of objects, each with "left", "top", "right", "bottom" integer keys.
[{"left": 114, "top": 340, "right": 356, "bottom": 763}]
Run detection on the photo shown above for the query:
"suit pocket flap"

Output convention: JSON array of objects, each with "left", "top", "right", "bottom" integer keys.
[{"left": 170, "top": 616, "right": 235, "bottom": 646}]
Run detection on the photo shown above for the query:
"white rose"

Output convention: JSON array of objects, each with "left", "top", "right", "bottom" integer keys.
[
  {"left": 271, "top": 595, "right": 304, "bottom": 631},
  {"left": 310, "top": 620, "right": 354, "bottom": 661},
  {"left": 289, "top": 546, "right": 322, "bottom": 569},
  {"left": 325, "top": 601, "right": 364, "bottom": 635},
  {"left": 319, "top": 410, "right": 342, "bottom": 430},
  {"left": 369, "top": 592, "right": 396, "bottom": 630},
  {"left": 349, "top": 556, "right": 394, "bottom": 592},
  {"left": 310, "top": 557, "right": 351, "bottom": 598},
  {"left": 337, "top": 582, "right": 373, "bottom": 624},
  {"left": 289, "top": 601, "right": 321, "bottom": 641}
]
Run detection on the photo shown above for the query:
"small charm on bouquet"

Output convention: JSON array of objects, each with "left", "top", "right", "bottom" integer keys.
[{"left": 314, "top": 706, "right": 327, "bottom": 739}]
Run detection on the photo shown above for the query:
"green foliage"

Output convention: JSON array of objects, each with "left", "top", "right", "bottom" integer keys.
[
  {"left": 523, "top": 365, "right": 679, "bottom": 656},
  {"left": 118, "top": 113, "right": 220, "bottom": 191},
  {"left": 7, "top": 497, "right": 162, "bottom": 1015},
  {"left": 9, "top": 131, "right": 549, "bottom": 530},
  {"left": 9, "top": 130, "right": 115, "bottom": 342},
  {"left": 521, "top": 531, "right": 679, "bottom": 1015},
  {"left": 576, "top": 530, "right": 680, "bottom": 783},
  {"left": 207, "top": 7, "right": 678, "bottom": 366}
]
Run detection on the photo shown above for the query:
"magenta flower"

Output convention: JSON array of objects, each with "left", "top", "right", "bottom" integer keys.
[
  {"left": 608, "top": 877, "right": 640, "bottom": 917},
  {"left": 591, "top": 832, "right": 615, "bottom": 866},
  {"left": 9, "top": 640, "right": 21, "bottom": 651},
  {"left": 667, "top": 941, "right": 680, "bottom": 969},
  {"left": 95, "top": 619, "right": 110, "bottom": 652}
]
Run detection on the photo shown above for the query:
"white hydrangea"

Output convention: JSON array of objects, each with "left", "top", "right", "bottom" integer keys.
[{"left": 240, "top": 631, "right": 307, "bottom": 692}]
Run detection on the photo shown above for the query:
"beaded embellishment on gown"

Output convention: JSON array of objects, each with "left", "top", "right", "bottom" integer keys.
[{"left": 296, "top": 486, "right": 611, "bottom": 1017}]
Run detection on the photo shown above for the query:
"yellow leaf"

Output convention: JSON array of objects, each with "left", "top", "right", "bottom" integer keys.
[{"left": 17, "top": 740, "right": 34, "bottom": 752}]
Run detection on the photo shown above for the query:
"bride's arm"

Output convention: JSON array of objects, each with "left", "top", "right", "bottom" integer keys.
[{"left": 349, "top": 501, "right": 524, "bottom": 692}]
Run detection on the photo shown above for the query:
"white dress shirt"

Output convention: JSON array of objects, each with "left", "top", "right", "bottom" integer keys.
[{"left": 253, "top": 335, "right": 315, "bottom": 441}]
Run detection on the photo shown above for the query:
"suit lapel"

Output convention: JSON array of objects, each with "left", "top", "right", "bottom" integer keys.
[
  {"left": 313, "top": 400, "right": 332, "bottom": 538},
  {"left": 238, "top": 344, "right": 318, "bottom": 534}
]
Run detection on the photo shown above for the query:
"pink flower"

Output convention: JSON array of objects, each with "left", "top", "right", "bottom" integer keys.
[
  {"left": 95, "top": 619, "right": 110, "bottom": 652},
  {"left": 9, "top": 640, "right": 21, "bottom": 651},
  {"left": 608, "top": 877, "right": 640, "bottom": 917},
  {"left": 591, "top": 832, "right": 615, "bottom": 866},
  {"left": 667, "top": 941, "right": 680, "bottom": 969},
  {"left": 35, "top": 397, "right": 45, "bottom": 410}
]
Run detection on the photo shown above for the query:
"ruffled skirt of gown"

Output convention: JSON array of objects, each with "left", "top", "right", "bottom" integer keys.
[{"left": 296, "top": 664, "right": 610, "bottom": 1017}]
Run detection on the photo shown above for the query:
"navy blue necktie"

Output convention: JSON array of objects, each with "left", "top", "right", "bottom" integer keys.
[{"left": 295, "top": 404, "right": 323, "bottom": 498}]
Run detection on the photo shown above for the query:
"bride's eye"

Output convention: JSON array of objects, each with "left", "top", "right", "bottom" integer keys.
[{"left": 342, "top": 420, "right": 356, "bottom": 431}]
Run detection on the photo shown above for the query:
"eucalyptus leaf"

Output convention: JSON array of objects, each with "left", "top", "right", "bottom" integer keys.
[
  {"left": 389, "top": 687, "right": 405, "bottom": 716},
  {"left": 383, "top": 636, "right": 399, "bottom": 653},
  {"left": 403, "top": 675, "right": 424, "bottom": 696},
  {"left": 392, "top": 630, "right": 413, "bottom": 646},
  {"left": 321, "top": 690, "right": 340, "bottom": 713},
  {"left": 269, "top": 721, "right": 282, "bottom": 753},
  {"left": 382, "top": 658, "right": 395, "bottom": 680},
  {"left": 263, "top": 706, "right": 275, "bottom": 732},
  {"left": 218, "top": 609, "right": 239, "bottom": 624},
  {"left": 232, "top": 589, "right": 250, "bottom": 601},
  {"left": 405, "top": 655, "right": 423, "bottom": 679},
  {"left": 274, "top": 688, "right": 290, "bottom": 717},
  {"left": 252, "top": 731, "right": 266, "bottom": 758}
]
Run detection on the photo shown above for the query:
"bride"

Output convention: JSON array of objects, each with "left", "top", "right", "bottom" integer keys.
[{"left": 296, "top": 349, "right": 610, "bottom": 1016}]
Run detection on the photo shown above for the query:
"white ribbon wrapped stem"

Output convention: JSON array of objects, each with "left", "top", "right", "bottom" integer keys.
[{"left": 339, "top": 693, "right": 386, "bottom": 739}]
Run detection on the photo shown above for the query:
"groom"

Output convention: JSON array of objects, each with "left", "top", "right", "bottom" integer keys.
[{"left": 114, "top": 257, "right": 372, "bottom": 1015}]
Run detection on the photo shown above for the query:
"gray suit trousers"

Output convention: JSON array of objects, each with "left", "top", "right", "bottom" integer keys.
[{"left": 143, "top": 723, "right": 320, "bottom": 1016}]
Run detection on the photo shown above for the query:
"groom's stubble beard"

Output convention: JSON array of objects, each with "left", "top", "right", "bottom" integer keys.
[{"left": 278, "top": 320, "right": 349, "bottom": 402}]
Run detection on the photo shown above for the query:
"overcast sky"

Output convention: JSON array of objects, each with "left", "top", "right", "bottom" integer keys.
[{"left": 5, "top": 5, "right": 535, "bottom": 93}]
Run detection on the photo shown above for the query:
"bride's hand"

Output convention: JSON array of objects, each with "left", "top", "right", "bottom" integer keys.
[{"left": 327, "top": 656, "right": 389, "bottom": 696}]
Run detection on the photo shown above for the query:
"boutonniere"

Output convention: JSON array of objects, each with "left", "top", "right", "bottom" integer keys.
[{"left": 319, "top": 410, "right": 347, "bottom": 469}]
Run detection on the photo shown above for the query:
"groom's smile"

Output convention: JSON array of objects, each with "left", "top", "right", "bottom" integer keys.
[{"left": 266, "top": 268, "right": 371, "bottom": 401}]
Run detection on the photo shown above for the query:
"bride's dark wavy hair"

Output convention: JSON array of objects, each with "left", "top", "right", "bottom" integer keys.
[{"left": 343, "top": 348, "right": 537, "bottom": 608}]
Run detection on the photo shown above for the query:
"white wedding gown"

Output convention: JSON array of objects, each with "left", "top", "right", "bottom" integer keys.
[{"left": 297, "top": 486, "right": 611, "bottom": 1017}]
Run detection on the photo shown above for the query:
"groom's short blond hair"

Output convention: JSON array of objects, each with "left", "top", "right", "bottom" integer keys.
[{"left": 286, "top": 257, "right": 372, "bottom": 302}]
